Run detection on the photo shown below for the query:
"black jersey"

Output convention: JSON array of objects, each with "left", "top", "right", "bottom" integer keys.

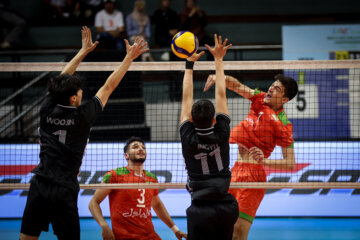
[
  {"left": 32, "top": 94, "right": 103, "bottom": 189},
  {"left": 180, "top": 113, "right": 233, "bottom": 201}
]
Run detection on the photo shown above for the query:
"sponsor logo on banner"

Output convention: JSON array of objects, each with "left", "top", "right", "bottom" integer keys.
[{"left": 1, "top": 162, "right": 359, "bottom": 197}]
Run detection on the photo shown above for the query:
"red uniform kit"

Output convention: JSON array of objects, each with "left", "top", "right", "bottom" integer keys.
[
  {"left": 102, "top": 167, "right": 161, "bottom": 240},
  {"left": 229, "top": 90, "right": 294, "bottom": 223}
]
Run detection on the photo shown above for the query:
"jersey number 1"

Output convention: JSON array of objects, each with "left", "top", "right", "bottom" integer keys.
[{"left": 53, "top": 130, "right": 67, "bottom": 144}]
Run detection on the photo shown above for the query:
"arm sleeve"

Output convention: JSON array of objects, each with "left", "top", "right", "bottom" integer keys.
[
  {"left": 249, "top": 89, "right": 265, "bottom": 102},
  {"left": 276, "top": 122, "right": 294, "bottom": 148},
  {"left": 79, "top": 96, "right": 103, "bottom": 126},
  {"left": 103, "top": 170, "right": 113, "bottom": 183},
  {"left": 214, "top": 113, "right": 231, "bottom": 143},
  {"left": 179, "top": 120, "right": 193, "bottom": 141}
]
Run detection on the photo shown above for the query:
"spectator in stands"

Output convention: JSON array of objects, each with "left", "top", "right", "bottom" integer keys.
[
  {"left": 126, "top": 0, "right": 153, "bottom": 61},
  {"left": 0, "top": 0, "right": 26, "bottom": 49},
  {"left": 43, "top": 0, "right": 76, "bottom": 21},
  {"left": 73, "top": 0, "right": 102, "bottom": 23},
  {"left": 152, "top": 0, "right": 179, "bottom": 60},
  {"left": 179, "top": 0, "right": 213, "bottom": 59},
  {"left": 94, "top": 0, "right": 125, "bottom": 51}
]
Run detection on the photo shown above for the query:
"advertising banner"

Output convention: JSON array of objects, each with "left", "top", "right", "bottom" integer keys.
[{"left": 0, "top": 142, "right": 359, "bottom": 218}]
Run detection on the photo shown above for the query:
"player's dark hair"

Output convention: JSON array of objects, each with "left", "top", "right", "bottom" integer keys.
[
  {"left": 191, "top": 99, "right": 215, "bottom": 129},
  {"left": 47, "top": 74, "right": 84, "bottom": 105},
  {"left": 124, "top": 136, "right": 145, "bottom": 153},
  {"left": 274, "top": 74, "right": 298, "bottom": 101}
]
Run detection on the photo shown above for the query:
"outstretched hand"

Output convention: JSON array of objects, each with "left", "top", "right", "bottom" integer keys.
[
  {"left": 125, "top": 37, "right": 150, "bottom": 60},
  {"left": 81, "top": 26, "right": 98, "bottom": 53},
  {"left": 187, "top": 51, "right": 205, "bottom": 62},
  {"left": 203, "top": 74, "right": 216, "bottom": 92},
  {"left": 205, "top": 34, "right": 232, "bottom": 60}
]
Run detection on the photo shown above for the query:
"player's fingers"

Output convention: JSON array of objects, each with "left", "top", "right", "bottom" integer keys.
[
  {"left": 249, "top": 146, "right": 260, "bottom": 152},
  {"left": 204, "top": 44, "right": 212, "bottom": 52},
  {"left": 140, "top": 40, "right": 148, "bottom": 49},
  {"left": 218, "top": 35, "right": 222, "bottom": 45},
  {"left": 124, "top": 39, "right": 130, "bottom": 48},
  {"left": 214, "top": 34, "right": 218, "bottom": 46},
  {"left": 225, "top": 43, "right": 232, "bottom": 50},
  {"left": 203, "top": 80, "right": 212, "bottom": 92},
  {"left": 141, "top": 47, "right": 150, "bottom": 54},
  {"left": 198, "top": 51, "right": 205, "bottom": 57}
]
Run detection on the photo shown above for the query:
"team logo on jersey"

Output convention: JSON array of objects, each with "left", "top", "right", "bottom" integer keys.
[{"left": 272, "top": 114, "right": 279, "bottom": 121}]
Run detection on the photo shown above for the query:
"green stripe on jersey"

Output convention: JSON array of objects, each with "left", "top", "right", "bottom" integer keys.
[
  {"left": 277, "top": 111, "right": 291, "bottom": 126},
  {"left": 114, "top": 167, "right": 131, "bottom": 176},
  {"left": 103, "top": 172, "right": 112, "bottom": 183},
  {"left": 145, "top": 171, "right": 158, "bottom": 181},
  {"left": 254, "top": 88, "right": 262, "bottom": 96}
]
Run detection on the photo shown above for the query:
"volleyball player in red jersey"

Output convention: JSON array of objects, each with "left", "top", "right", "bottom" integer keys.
[
  {"left": 204, "top": 74, "right": 298, "bottom": 240},
  {"left": 89, "top": 137, "right": 187, "bottom": 240}
]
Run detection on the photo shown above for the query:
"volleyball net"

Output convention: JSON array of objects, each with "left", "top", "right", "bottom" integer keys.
[{"left": 0, "top": 60, "right": 359, "bottom": 190}]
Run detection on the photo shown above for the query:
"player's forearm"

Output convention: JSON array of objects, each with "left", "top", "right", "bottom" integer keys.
[
  {"left": 88, "top": 201, "right": 109, "bottom": 229},
  {"left": 262, "top": 158, "right": 295, "bottom": 170},
  {"left": 152, "top": 201, "right": 175, "bottom": 228},
  {"left": 215, "top": 59, "right": 229, "bottom": 115},
  {"left": 61, "top": 49, "right": 89, "bottom": 75},
  {"left": 104, "top": 55, "right": 132, "bottom": 91},
  {"left": 225, "top": 75, "right": 254, "bottom": 99},
  {"left": 215, "top": 59, "right": 226, "bottom": 99},
  {"left": 180, "top": 69, "right": 194, "bottom": 122}
]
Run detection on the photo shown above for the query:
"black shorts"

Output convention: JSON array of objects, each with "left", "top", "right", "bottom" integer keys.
[
  {"left": 21, "top": 175, "right": 80, "bottom": 240},
  {"left": 186, "top": 197, "right": 239, "bottom": 240}
]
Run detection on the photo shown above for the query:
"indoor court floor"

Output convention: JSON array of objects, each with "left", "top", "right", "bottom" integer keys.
[{"left": 0, "top": 217, "right": 359, "bottom": 239}]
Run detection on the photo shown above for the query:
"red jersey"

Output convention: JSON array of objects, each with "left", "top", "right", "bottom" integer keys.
[
  {"left": 102, "top": 167, "right": 161, "bottom": 240},
  {"left": 229, "top": 90, "right": 294, "bottom": 158}
]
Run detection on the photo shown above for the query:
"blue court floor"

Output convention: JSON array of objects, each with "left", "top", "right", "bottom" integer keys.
[{"left": 1, "top": 217, "right": 360, "bottom": 240}]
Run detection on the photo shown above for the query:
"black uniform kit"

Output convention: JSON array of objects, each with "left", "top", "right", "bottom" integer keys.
[
  {"left": 21, "top": 94, "right": 103, "bottom": 239},
  {"left": 180, "top": 113, "right": 239, "bottom": 240}
]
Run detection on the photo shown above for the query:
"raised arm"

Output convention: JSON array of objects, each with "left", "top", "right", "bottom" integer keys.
[
  {"left": 205, "top": 34, "right": 232, "bottom": 115},
  {"left": 61, "top": 26, "right": 98, "bottom": 76},
  {"left": 203, "top": 74, "right": 255, "bottom": 100},
  {"left": 152, "top": 195, "right": 187, "bottom": 239},
  {"left": 88, "top": 188, "right": 114, "bottom": 240},
  {"left": 95, "top": 37, "right": 149, "bottom": 107},
  {"left": 180, "top": 51, "right": 204, "bottom": 124}
]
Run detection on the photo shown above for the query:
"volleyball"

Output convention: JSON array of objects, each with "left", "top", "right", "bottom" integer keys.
[{"left": 171, "top": 31, "right": 199, "bottom": 59}]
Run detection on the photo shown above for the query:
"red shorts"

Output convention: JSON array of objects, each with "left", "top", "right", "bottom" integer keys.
[{"left": 229, "top": 162, "right": 267, "bottom": 223}]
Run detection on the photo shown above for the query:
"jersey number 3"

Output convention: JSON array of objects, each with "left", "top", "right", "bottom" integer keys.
[{"left": 136, "top": 188, "right": 146, "bottom": 208}]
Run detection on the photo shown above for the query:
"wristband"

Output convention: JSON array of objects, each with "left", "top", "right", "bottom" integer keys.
[
  {"left": 185, "top": 60, "right": 194, "bottom": 70},
  {"left": 171, "top": 225, "right": 180, "bottom": 233}
]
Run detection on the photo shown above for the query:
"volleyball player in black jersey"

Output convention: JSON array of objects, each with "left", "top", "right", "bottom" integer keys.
[
  {"left": 179, "top": 34, "right": 239, "bottom": 240},
  {"left": 20, "top": 26, "right": 149, "bottom": 240}
]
